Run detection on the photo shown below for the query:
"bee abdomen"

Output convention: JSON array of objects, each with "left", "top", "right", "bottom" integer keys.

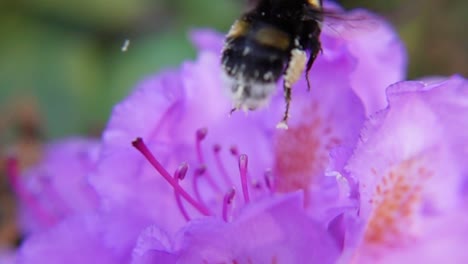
[{"left": 222, "top": 35, "right": 290, "bottom": 83}]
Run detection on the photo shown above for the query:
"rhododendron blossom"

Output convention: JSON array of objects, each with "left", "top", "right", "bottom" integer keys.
[{"left": 7, "top": 139, "right": 100, "bottom": 234}]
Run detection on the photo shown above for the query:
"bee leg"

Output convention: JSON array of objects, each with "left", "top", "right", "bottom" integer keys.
[
  {"left": 229, "top": 84, "right": 245, "bottom": 116},
  {"left": 305, "top": 38, "right": 322, "bottom": 91},
  {"left": 276, "top": 48, "right": 307, "bottom": 129},
  {"left": 229, "top": 107, "right": 237, "bottom": 116},
  {"left": 276, "top": 81, "right": 292, "bottom": 129}
]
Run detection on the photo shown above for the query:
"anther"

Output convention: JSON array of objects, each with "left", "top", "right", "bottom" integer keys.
[
  {"left": 252, "top": 180, "right": 262, "bottom": 190},
  {"left": 173, "top": 163, "right": 190, "bottom": 221},
  {"left": 132, "top": 138, "right": 211, "bottom": 216},
  {"left": 230, "top": 146, "right": 239, "bottom": 157},
  {"left": 196, "top": 128, "right": 208, "bottom": 141},
  {"left": 213, "top": 144, "right": 221, "bottom": 153},
  {"left": 195, "top": 166, "right": 206, "bottom": 176},
  {"left": 175, "top": 162, "right": 188, "bottom": 180}
]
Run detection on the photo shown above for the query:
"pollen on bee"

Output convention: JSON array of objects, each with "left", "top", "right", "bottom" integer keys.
[
  {"left": 276, "top": 121, "right": 288, "bottom": 130},
  {"left": 307, "top": 0, "right": 322, "bottom": 9},
  {"left": 284, "top": 49, "right": 307, "bottom": 87}
]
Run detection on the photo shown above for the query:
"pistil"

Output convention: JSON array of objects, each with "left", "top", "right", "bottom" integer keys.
[{"left": 132, "top": 138, "right": 211, "bottom": 216}]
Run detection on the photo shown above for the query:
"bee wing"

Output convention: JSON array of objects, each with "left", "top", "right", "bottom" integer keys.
[
  {"left": 245, "top": 0, "right": 261, "bottom": 11},
  {"left": 304, "top": 5, "right": 380, "bottom": 39},
  {"left": 321, "top": 9, "right": 381, "bottom": 38}
]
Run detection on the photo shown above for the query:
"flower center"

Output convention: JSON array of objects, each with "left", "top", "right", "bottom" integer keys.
[
  {"left": 132, "top": 128, "right": 273, "bottom": 222},
  {"left": 273, "top": 103, "right": 341, "bottom": 195},
  {"left": 364, "top": 159, "right": 432, "bottom": 246}
]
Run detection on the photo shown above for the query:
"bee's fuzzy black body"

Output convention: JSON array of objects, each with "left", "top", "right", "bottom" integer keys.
[{"left": 222, "top": 0, "right": 324, "bottom": 128}]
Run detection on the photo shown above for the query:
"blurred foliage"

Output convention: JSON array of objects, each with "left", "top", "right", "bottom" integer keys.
[
  {"left": 341, "top": 0, "right": 468, "bottom": 79},
  {"left": 0, "top": 0, "right": 466, "bottom": 141}
]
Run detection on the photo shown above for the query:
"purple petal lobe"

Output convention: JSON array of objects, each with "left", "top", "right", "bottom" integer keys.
[
  {"left": 175, "top": 193, "right": 340, "bottom": 264},
  {"left": 341, "top": 10, "right": 407, "bottom": 115},
  {"left": 345, "top": 76, "right": 468, "bottom": 260},
  {"left": 131, "top": 225, "right": 176, "bottom": 264},
  {"left": 19, "top": 138, "right": 100, "bottom": 233},
  {"left": 189, "top": 29, "right": 224, "bottom": 54},
  {"left": 17, "top": 214, "right": 122, "bottom": 264}
]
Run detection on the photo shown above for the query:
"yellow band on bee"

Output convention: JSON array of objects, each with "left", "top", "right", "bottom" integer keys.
[
  {"left": 307, "top": 0, "right": 321, "bottom": 8},
  {"left": 254, "top": 27, "right": 290, "bottom": 50},
  {"left": 227, "top": 19, "right": 250, "bottom": 38}
]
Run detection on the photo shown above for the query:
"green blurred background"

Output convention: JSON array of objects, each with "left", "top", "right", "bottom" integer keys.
[{"left": 0, "top": 0, "right": 467, "bottom": 141}]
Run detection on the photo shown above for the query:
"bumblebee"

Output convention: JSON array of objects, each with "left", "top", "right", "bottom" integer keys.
[{"left": 222, "top": 0, "right": 325, "bottom": 129}]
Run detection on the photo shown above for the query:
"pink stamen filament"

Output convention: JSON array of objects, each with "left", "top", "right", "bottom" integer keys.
[
  {"left": 222, "top": 188, "right": 236, "bottom": 222},
  {"left": 5, "top": 157, "right": 57, "bottom": 226},
  {"left": 213, "top": 144, "right": 234, "bottom": 187},
  {"left": 195, "top": 128, "right": 222, "bottom": 192},
  {"left": 132, "top": 138, "right": 211, "bottom": 216},
  {"left": 264, "top": 169, "right": 275, "bottom": 193},
  {"left": 192, "top": 167, "right": 205, "bottom": 206},
  {"left": 239, "top": 154, "right": 250, "bottom": 203},
  {"left": 173, "top": 163, "right": 190, "bottom": 221}
]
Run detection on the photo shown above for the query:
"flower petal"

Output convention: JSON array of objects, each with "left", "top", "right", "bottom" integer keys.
[
  {"left": 20, "top": 138, "right": 99, "bottom": 233},
  {"left": 345, "top": 76, "right": 468, "bottom": 259},
  {"left": 16, "top": 214, "right": 122, "bottom": 264},
  {"left": 131, "top": 225, "right": 176, "bottom": 264},
  {"left": 90, "top": 70, "right": 192, "bottom": 235},
  {"left": 174, "top": 192, "right": 340, "bottom": 264},
  {"left": 334, "top": 9, "right": 407, "bottom": 115}
]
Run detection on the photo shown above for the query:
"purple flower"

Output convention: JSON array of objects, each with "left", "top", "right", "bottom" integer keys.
[
  {"left": 0, "top": 250, "right": 16, "bottom": 264},
  {"left": 7, "top": 138, "right": 100, "bottom": 235},
  {"left": 91, "top": 7, "right": 405, "bottom": 226},
  {"left": 15, "top": 6, "right": 412, "bottom": 263},
  {"left": 17, "top": 213, "right": 122, "bottom": 264},
  {"left": 336, "top": 76, "right": 468, "bottom": 263}
]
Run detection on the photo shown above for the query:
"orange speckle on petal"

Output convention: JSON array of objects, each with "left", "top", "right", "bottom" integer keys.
[
  {"left": 363, "top": 159, "right": 432, "bottom": 247},
  {"left": 273, "top": 104, "right": 341, "bottom": 199},
  {"left": 271, "top": 256, "right": 278, "bottom": 264}
]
